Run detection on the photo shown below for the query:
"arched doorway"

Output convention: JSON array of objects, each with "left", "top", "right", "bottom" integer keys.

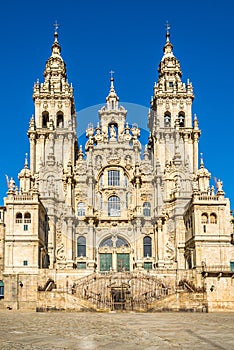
[{"left": 98, "top": 235, "right": 131, "bottom": 272}]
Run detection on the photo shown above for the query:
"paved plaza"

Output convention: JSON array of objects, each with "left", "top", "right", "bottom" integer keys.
[{"left": 0, "top": 311, "right": 233, "bottom": 350}]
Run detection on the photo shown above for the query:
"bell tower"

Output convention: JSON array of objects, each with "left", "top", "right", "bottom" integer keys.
[
  {"left": 27, "top": 26, "right": 78, "bottom": 268},
  {"left": 28, "top": 26, "right": 77, "bottom": 176},
  {"left": 148, "top": 24, "right": 200, "bottom": 174}
]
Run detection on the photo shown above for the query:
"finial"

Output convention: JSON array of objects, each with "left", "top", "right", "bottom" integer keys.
[
  {"left": 53, "top": 21, "right": 60, "bottom": 43},
  {"left": 53, "top": 20, "right": 60, "bottom": 33},
  {"left": 165, "top": 21, "right": 171, "bottom": 42},
  {"left": 25, "top": 153, "right": 28, "bottom": 168},
  {"left": 109, "top": 70, "right": 115, "bottom": 88},
  {"left": 200, "top": 152, "right": 204, "bottom": 168}
]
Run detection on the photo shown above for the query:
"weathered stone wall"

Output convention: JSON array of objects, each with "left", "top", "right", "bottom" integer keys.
[
  {"left": 0, "top": 273, "right": 38, "bottom": 310},
  {"left": 205, "top": 276, "right": 234, "bottom": 312}
]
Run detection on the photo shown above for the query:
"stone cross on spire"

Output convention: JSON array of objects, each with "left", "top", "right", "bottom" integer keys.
[
  {"left": 109, "top": 70, "right": 115, "bottom": 83},
  {"left": 109, "top": 70, "right": 115, "bottom": 88},
  {"left": 165, "top": 21, "right": 171, "bottom": 42},
  {"left": 53, "top": 20, "right": 60, "bottom": 32}
]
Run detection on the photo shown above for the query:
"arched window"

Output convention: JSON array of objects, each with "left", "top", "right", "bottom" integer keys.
[
  {"left": 143, "top": 236, "right": 152, "bottom": 257},
  {"left": 143, "top": 202, "right": 151, "bottom": 217},
  {"left": 201, "top": 213, "right": 208, "bottom": 224},
  {"left": 178, "top": 112, "right": 185, "bottom": 127},
  {"left": 100, "top": 237, "right": 113, "bottom": 247},
  {"left": 0, "top": 280, "right": 4, "bottom": 299},
  {"left": 164, "top": 112, "right": 171, "bottom": 127},
  {"left": 116, "top": 237, "right": 129, "bottom": 248},
  {"left": 210, "top": 213, "right": 217, "bottom": 224},
  {"left": 77, "top": 236, "right": 86, "bottom": 257},
  {"left": 108, "top": 196, "right": 120, "bottom": 216},
  {"left": 24, "top": 212, "right": 31, "bottom": 223},
  {"left": 16, "top": 212, "right": 23, "bottom": 223},
  {"left": 108, "top": 170, "right": 120, "bottom": 186},
  {"left": 77, "top": 203, "right": 85, "bottom": 217},
  {"left": 56, "top": 112, "right": 64, "bottom": 128},
  {"left": 100, "top": 236, "right": 129, "bottom": 248},
  {"left": 42, "top": 111, "right": 49, "bottom": 128}
]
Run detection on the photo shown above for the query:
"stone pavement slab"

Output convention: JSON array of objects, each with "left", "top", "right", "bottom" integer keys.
[{"left": 0, "top": 311, "right": 233, "bottom": 349}]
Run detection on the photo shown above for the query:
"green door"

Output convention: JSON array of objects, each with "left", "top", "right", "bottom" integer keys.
[
  {"left": 100, "top": 253, "right": 112, "bottom": 271},
  {"left": 230, "top": 261, "right": 234, "bottom": 271},
  {"left": 117, "top": 253, "right": 130, "bottom": 272}
]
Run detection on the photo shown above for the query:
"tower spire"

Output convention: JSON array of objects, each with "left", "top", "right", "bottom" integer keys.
[{"left": 106, "top": 71, "right": 119, "bottom": 110}]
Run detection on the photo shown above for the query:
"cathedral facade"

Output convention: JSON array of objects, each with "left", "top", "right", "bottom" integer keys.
[{"left": 0, "top": 29, "right": 233, "bottom": 311}]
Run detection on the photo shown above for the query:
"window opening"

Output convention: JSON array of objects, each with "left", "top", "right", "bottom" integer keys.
[
  {"left": 164, "top": 113, "right": 171, "bottom": 127},
  {"left": 201, "top": 213, "right": 208, "bottom": 224},
  {"left": 57, "top": 112, "right": 64, "bottom": 128},
  {"left": 24, "top": 212, "right": 31, "bottom": 223},
  {"left": 143, "top": 236, "right": 152, "bottom": 257},
  {"left": 42, "top": 111, "right": 49, "bottom": 128},
  {"left": 77, "top": 236, "right": 86, "bottom": 257},
  {"left": 143, "top": 202, "right": 151, "bottom": 216},
  {"left": 16, "top": 212, "right": 23, "bottom": 223},
  {"left": 78, "top": 203, "right": 85, "bottom": 216},
  {"left": 108, "top": 170, "right": 120, "bottom": 186},
  {"left": 108, "top": 196, "right": 120, "bottom": 216},
  {"left": 178, "top": 112, "right": 185, "bottom": 127},
  {"left": 210, "top": 213, "right": 217, "bottom": 224},
  {"left": 0, "top": 281, "right": 4, "bottom": 299}
]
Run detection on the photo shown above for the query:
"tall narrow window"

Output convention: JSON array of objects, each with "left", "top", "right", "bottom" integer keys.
[
  {"left": 108, "top": 196, "right": 120, "bottom": 216},
  {"left": 0, "top": 280, "right": 4, "bottom": 299},
  {"left": 108, "top": 170, "right": 120, "bottom": 186},
  {"left": 57, "top": 112, "right": 64, "bottom": 128},
  {"left": 178, "top": 112, "right": 185, "bottom": 127},
  {"left": 77, "top": 236, "right": 86, "bottom": 257},
  {"left": 42, "top": 111, "right": 49, "bottom": 128},
  {"left": 143, "top": 202, "right": 151, "bottom": 217},
  {"left": 164, "top": 112, "right": 171, "bottom": 127},
  {"left": 143, "top": 236, "right": 152, "bottom": 257},
  {"left": 78, "top": 203, "right": 85, "bottom": 216}
]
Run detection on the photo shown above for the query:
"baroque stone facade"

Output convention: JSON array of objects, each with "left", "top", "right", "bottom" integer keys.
[{"left": 0, "top": 28, "right": 234, "bottom": 311}]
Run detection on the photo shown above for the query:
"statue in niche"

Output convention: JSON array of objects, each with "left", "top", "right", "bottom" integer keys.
[
  {"left": 174, "top": 175, "right": 181, "bottom": 191},
  {"left": 96, "top": 155, "right": 102, "bottom": 169},
  {"left": 110, "top": 124, "right": 116, "bottom": 139},
  {"left": 47, "top": 175, "right": 55, "bottom": 193},
  {"left": 95, "top": 127, "right": 103, "bottom": 143}
]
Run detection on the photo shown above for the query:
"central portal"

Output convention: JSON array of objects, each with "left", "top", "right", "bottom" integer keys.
[{"left": 98, "top": 235, "right": 131, "bottom": 272}]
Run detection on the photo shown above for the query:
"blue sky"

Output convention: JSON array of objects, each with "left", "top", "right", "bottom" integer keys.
[{"left": 0, "top": 0, "right": 234, "bottom": 208}]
